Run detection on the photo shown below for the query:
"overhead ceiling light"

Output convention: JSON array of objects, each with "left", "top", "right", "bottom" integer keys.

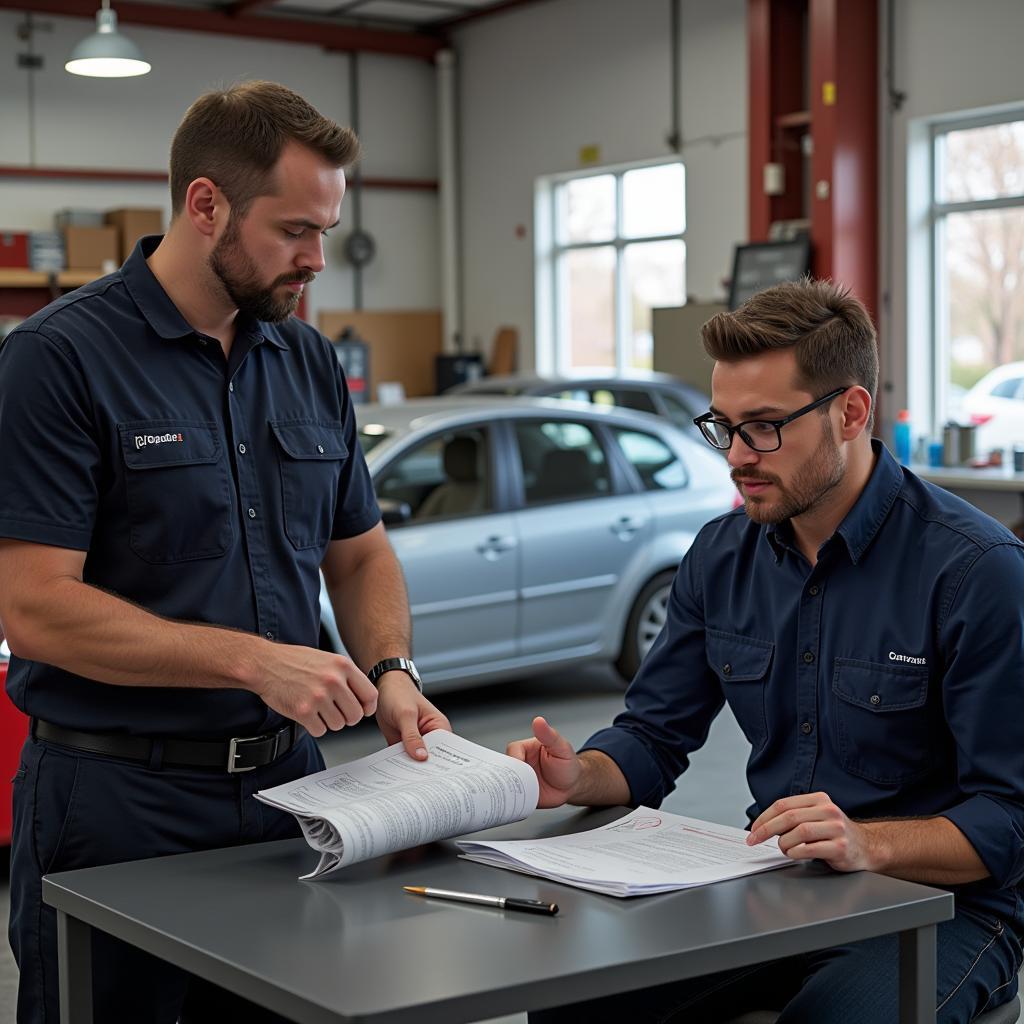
[{"left": 65, "top": 0, "right": 150, "bottom": 78}]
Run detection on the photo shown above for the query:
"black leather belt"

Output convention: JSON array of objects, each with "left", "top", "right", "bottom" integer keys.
[{"left": 32, "top": 719, "right": 300, "bottom": 773}]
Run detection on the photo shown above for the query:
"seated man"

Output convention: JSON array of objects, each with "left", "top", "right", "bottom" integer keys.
[{"left": 508, "top": 279, "right": 1024, "bottom": 1024}]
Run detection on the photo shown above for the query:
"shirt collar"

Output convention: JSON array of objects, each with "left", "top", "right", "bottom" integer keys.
[
  {"left": 121, "top": 235, "right": 289, "bottom": 349},
  {"left": 764, "top": 439, "right": 903, "bottom": 566}
]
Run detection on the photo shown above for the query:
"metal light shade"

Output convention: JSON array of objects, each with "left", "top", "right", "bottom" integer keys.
[{"left": 65, "top": 7, "right": 151, "bottom": 78}]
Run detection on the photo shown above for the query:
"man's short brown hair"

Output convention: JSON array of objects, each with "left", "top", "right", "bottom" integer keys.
[
  {"left": 169, "top": 80, "right": 360, "bottom": 217},
  {"left": 701, "top": 278, "right": 878, "bottom": 423}
]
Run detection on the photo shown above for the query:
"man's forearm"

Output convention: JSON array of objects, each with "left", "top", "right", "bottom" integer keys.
[
  {"left": 568, "top": 750, "right": 633, "bottom": 807},
  {"left": 861, "top": 815, "right": 989, "bottom": 885},
  {"left": 325, "top": 546, "right": 411, "bottom": 671},
  {"left": 7, "top": 576, "right": 262, "bottom": 691}
]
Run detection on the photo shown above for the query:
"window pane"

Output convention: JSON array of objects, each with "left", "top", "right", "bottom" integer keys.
[
  {"left": 515, "top": 420, "right": 610, "bottom": 504},
  {"left": 613, "top": 428, "right": 688, "bottom": 491},
  {"left": 557, "top": 174, "right": 615, "bottom": 244},
  {"left": 376, "top": 429, "right": 489, "bottom": 521},
  {"left": 622, "top": 163, "right": 685, "bottom": 238},
  {"left": 940, "top": 206, "right": 1024, "bottom": 450},
  {"left": 561, "top": 246, "right": 616, "bottom": 370},
  {"left": 940, "top": 120, "right": 1024, "bottom": 203},
  {"left": 624, "top": 240, "right": 686, "bottom": 370}
]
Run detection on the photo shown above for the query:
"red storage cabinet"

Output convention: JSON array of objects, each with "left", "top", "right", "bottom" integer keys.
[{"left": 0, "top": 654, "right": 30, "bottom": 845}]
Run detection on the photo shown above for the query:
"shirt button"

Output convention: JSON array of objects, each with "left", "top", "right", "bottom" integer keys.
[
  {"left": 802, "top": 651, "right": 815, "bottom": 664},
  {"left": 801, "top": 721, "right": 813, "bottom": 735},
  {"left": 722, "top": 663, "right": 732, "bottom": 676},
  {"left": 238, "top": 443, "right": 246, "bottom": 455},
  {"left": 809, "top": 585, "right": 819, "bottom": 596},
  {"left": 870, "top": 694, "right": 881, "bottom": 705},
  {"left": 317, "top": 444, "right": 325, "bottom": 455},
  {"left": 228, "top": 382, "right": 235, "bottom": 393},
  {"left": 248, "top": 508, "right": 256, "bottom": 519},
  {"left": 265, "top": 631, "right": 274, "bottom": 640}
]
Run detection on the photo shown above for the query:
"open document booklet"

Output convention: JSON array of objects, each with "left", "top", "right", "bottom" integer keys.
[
  {"left": 257, "top": 730, "right": 791, "bottom": 893},
  {"left": 256, "top": 731, "right": 538, "bottom": 879}
]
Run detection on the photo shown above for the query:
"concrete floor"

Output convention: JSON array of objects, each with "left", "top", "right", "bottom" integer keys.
[{"left": 0, "top": 665, "right": 1018, "bottom": 1022}]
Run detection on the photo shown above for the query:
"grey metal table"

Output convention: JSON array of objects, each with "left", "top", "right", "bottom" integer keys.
[{"left": 43, "top": 807, "right": 953, "bottom": 1024}]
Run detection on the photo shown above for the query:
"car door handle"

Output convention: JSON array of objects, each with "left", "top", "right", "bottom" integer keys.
[
  {"left": 610, "top": 516, "right": 642, "bottom": 541},
  {"left": 476, "top": 535, "right": 518, "bottom": 560}
]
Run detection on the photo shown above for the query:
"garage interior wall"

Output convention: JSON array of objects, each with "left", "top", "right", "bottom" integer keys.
[
  {"left": 453, "top": 0, "right": 748, "bottom": 373},
  {"left": 0, "top": 10, "right": 439, "bottom": 327}
]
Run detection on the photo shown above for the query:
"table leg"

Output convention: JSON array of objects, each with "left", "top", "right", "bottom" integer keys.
[
  {"left": 57, "top": 911, "right": 93, "bottom": 1024},
  {"left": 898, "top": 924, "right": 937, "bottom": 1024}
]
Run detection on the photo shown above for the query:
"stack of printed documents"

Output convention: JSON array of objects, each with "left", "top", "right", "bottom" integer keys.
[{"left": 456, "top": 807, "right": 791, "bottom": 897}]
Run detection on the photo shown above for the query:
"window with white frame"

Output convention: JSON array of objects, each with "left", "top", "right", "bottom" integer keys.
[
  {"left": 536, "top": 162, "right": 686, "bottom": 375},
  {"left": 932, "top": 114, "right": 1024, "bottom": 452}
]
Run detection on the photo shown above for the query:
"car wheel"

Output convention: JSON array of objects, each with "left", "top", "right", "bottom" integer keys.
[{"left": 615, "top": 569, "right": 675, "bottom": 683}]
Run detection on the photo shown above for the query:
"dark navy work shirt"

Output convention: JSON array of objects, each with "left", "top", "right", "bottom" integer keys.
[
  {"left": 0, "top": 236, "right": 379, "bottom": 737},
  {"left": 584, "top": 442, "right": 1024, "bottom": 921}
]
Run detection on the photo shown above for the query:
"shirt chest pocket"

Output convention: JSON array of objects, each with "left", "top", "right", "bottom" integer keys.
[
  {"left": 832, "top": 659, "right": 935, "bottom": 785},
  {"left": 706, "top": 629, "right": 774, "bottom": 753},
  {"left": 270, "top": 421, "right": 349, "bottom": 551},
  {"left": 118, "top": 421, "right": 233, "bottom": 563}
]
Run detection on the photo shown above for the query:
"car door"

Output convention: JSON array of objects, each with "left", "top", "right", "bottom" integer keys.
[
  {"left": 511, "top": 417, "right": 652, "bottom": 657},
  {"left": 373, "top": 425, "right": 517, "bottom": 674}
]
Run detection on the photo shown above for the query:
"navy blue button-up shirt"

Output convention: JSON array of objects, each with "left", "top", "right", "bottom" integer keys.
[
  {"left": 584, "top": 442, "right": 1024, "bottom": 920},
  {"left": 0, "top": 236, "right": 379, "bottom": 737}
]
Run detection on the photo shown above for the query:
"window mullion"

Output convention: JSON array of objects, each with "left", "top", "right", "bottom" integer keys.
[{"left": 614, "top": 173, "right": 629, "bottom": 373}]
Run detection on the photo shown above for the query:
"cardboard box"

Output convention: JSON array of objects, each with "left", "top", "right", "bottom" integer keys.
[
  {"left": 105, "top": 208, "right": 163, "bottom": 261},
  {"left": 63, "top": 226, "right": 118, "bottom": 271},
  {"left": 55, "top": 209, "right": 105, "bottom": 231},
  {"left": 0, "top": 232, "right": 29, "bottom": 269}
]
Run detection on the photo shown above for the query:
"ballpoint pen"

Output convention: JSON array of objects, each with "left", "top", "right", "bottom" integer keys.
[{"left": 403, "top": 886, "right": 559, "bottom": 916}]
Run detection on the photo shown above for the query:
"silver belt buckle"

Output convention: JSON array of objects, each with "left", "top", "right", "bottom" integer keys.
[{"left": 227, "top": 735, "right": 258, "bottom": 773}]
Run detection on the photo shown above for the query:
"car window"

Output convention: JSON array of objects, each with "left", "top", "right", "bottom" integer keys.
[
  {"left": 514, "top": 421, "right": 611, "bottom": 505},
  {"left": 613, "top": 429, "right": 688, "bottom": 490},
  {"left": 659, "top": 390, "right": 700, "bottom": 427},
  {"left": 550, "top": 388, "right": 590, "bottom": 402},
  {"left": 375, "top": 428, "right": 491, "bottom": 522},
  {"left": 991, "top": 377, "right": 1024, "bottom": 398},
  {"left": 604, "top": 388, "right": 658, "bottom": 415}
]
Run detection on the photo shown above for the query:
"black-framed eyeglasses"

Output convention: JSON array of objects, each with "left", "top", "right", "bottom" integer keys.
[{"left": 693, "top": 387, "right": 850, "bottom": 453}]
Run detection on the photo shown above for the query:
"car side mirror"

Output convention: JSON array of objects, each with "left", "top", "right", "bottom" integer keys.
[{"left": 379, "top": 497, "right": 413, "bottom": 527}]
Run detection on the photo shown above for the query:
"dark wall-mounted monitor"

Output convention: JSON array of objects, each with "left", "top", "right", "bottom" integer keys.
[{"left": 728, "top": 239, "right": 811, "bottom": 310}]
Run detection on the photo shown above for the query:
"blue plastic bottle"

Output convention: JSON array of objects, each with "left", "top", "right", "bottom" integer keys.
[{"left": 893, "top": 409, "right": 912, "bottom": 465}]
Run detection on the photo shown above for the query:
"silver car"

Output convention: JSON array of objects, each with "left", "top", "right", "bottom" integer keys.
[
  {"left": 446, "top": 370, "right": 711, "bottom": 440},
  {"left": 323, "top": 397, "right": 737, "bottom": 691}
]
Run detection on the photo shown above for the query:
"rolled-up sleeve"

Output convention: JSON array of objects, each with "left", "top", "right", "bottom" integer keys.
[
  {"left": 329, "top": 354, "right": 381, "bottom": 539},
  {"left": 939, "top": 543, "right": 1024, "bottom": 887},
  {"left": 581, "top": 532, "right": 725, "bottom": 807},
  {"left": 0, "top": 330, "right": 100, "bottom": 550}
]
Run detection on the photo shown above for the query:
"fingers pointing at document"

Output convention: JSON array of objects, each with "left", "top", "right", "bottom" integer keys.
[{"left": 745, "top": 791, "right": 879, "bottom": 873}]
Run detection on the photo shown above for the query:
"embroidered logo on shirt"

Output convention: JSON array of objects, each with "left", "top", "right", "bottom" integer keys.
[
  {"left": 888, "top": 651, "right": 926, "bottom": 665},
  {"left": 134, "top": 432, "right": 184, "bottom": 450}
]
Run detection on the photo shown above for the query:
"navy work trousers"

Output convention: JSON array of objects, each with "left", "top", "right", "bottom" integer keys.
[
  {"left": 530, "top": 898, "right": 1024, "bottom": 1024},
  {"left": 9, "top": 730, "right": 325, "bottom": 1024}
]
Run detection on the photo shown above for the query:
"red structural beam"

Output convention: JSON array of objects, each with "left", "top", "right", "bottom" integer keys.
[
  {"left": 0, "top": 0, "right": 443, "bottom": 58},
  {"left": 0, "top": 166, "right": 438, "bottom": 191}
]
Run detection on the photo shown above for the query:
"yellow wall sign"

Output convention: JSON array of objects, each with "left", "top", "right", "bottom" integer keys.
[
  {"left": 822, "top": 81, "right": 837, "bottom": 106},
  {"left": 578, "top": 144, "right": 601, "bottom": 166}
]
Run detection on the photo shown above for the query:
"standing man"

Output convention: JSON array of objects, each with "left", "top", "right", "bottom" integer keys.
[
  {"left": 509, "top": 280, "right": 1024, "bottom": 1023},
  {"left": 0, "top": 81, "right": 449, "bottom": 1023}
]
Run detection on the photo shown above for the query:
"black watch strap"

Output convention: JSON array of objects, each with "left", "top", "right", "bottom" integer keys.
[{"left": 367, "top": 657, "right": 421, "bottom": 692}]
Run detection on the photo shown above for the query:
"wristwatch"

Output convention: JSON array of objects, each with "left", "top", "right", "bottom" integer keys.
[{"left": 367, "top": 657, "right": 422, "bottom": 692}]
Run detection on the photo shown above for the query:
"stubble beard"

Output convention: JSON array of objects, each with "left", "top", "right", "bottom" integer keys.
[
  {"left": 208, "top": 215, "right": 312, "bottom": 323},
  {"left": 735, "top": 416, "right": 845, "bottom": 525}
]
